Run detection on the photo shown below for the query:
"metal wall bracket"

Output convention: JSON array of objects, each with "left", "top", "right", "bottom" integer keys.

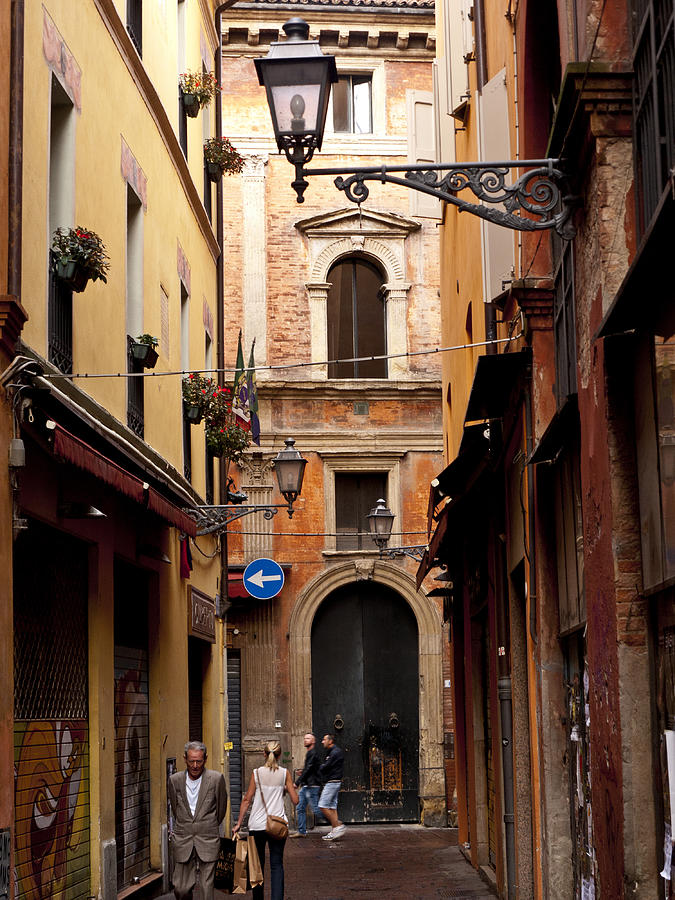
[
  {"left": 184, "top": 504, "right": 286, "bottom": 536},
  {"left": 295, "top": 158, "right": 577, "bottom": 238}
]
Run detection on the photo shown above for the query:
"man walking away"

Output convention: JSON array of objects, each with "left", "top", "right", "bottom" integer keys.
[
  {"left": 168, "top": 741, "right": 228, "bottom": 899},
  {"left": 291, "top": 732, "right": 322, "bottom": 837},
  {"left": 319, "top": 733, "right": 346, "bottom": 841}
]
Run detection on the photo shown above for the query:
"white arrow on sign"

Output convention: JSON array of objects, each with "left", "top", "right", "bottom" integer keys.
[{"left": 247, "top": 569, "right": 283, "bottom": 589}]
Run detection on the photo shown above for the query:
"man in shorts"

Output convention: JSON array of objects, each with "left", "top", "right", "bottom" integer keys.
[{"left": 318, "top": 733, "right": 346, "bottom": 841}]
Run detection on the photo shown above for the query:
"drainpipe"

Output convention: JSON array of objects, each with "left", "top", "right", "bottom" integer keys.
[
  {"left": 9, "top": 0, "right": 24, "bottom": 298},
  {"left": 524, "top": 364, "right": 537, "bottom": 645},
  {"left": 494, "top": 506, "right": 516, "bottom": 900}
]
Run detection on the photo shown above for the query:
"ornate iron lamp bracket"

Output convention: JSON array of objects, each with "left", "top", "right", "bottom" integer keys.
[
  {"left": 377, "top": 544, "right": 427, "bottom": 562},
  {"left": 185, "top": 504, "right": 284, "bottom": 536},
  {"left": 296, "top": 158, "right": 577, "bottom": 239}
]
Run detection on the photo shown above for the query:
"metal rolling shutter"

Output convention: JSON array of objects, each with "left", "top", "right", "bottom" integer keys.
[
  {"left": 114, "top": 562, "right": 151, "bottom": 890},
  {"left": 227, "top": 653, "right": 243, "bottom": 822},
  {"left": 13, "top": 523, "right": 90, "bottom": 899}
]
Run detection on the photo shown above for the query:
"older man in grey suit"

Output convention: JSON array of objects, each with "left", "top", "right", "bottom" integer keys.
[{"left": 168, "top": 741, "right": 228, "bottom": 900}]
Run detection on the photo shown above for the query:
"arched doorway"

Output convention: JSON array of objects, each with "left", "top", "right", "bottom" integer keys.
[{"left": 311, "top": 581, "right": 419, "bottom": 822}]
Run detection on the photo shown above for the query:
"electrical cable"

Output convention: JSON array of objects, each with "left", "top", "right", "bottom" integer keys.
[{"left": 38, "top": 334, "right": 522, "bottom": 381}]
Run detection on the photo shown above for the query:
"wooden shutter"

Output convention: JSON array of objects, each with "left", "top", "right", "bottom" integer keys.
[
  {"left": 478, "top": 69, "right": 515, "bottom": 301},
  {"left": 407, "top": 90, "right": 441, "bottom": 219}
]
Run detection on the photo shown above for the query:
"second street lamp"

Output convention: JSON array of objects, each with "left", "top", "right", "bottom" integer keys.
[
  {"left": 186, "top": 438, "right": 309, "bottom": 534},
  {"left": 367, "top": 498, "right": 427, "bottom": 562}
]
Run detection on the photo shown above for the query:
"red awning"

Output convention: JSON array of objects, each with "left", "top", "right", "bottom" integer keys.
[
  {"left": 52, "top": 422, "right": 197, "bottom": 537},
  {"left": 227, "top": 572, "right": 248, "bottom": 599}
]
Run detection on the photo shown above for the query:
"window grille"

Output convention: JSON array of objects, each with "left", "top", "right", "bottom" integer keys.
[
  {"left": 126, "top": 0, "right": 142, "bottom": 55},
  {"left": 48, "top": 254, "right": 73, "bottom": 375},
  {"left": 552, "top": 237, "right": 577, "bottom": 406},
  {"left": 127, "top": 337, "right": 144, "bottom": 438},
  {"left": 632, "top": 0, "right": 675, "bottom": 238},
  {"left": 14, "top": 523, "right": 88, "bottom": 719},
  {"left": 183, "top": 405, "right": 192, "bottom": 482}
]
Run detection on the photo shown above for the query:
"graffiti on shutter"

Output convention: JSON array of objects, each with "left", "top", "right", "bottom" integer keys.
[{"left": 114, "top": 646, "right": 150, "bottom": 888}]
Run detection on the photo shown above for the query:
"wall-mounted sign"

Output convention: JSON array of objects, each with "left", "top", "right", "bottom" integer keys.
[
  {"left": 188, "top": 587, "right": 216, "bottom": 643},
  {"left": 243, "top": 558, "right": 285, "bottom": 600}
]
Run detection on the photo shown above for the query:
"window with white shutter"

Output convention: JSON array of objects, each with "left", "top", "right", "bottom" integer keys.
[{"left": 407, "top": 90, "right": 441, "bottom": 219}]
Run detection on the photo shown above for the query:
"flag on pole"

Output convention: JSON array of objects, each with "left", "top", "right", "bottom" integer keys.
[
  {"left": 247, "top": 339, "right": 260, "bottom": 446},
  {"left": 232, "top": 330, "right": 251, "bottom": 431}
]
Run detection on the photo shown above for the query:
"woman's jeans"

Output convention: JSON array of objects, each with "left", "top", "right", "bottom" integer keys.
[
  {"left": 251, "top": 830, "right": 286, "bottom": 900},
  {"left": 296, "top": 785, "right": 321, "bottom": 834}
]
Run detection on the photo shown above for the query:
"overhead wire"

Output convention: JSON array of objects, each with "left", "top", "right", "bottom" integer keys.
[{"left": 38, "top": 334, "right": 523, "bottom": 381}]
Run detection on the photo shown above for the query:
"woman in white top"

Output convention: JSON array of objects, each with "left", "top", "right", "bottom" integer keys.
[{"left": 233, "top": 740, "right": 298, "bottom": 900}]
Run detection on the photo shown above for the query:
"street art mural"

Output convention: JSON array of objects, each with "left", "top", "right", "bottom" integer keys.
[
  {"left": 14, "top": 720, "right": 89, "bottom": 899},
  {"left": 114, "top": 648, "right": 150, "bottom": 887}
]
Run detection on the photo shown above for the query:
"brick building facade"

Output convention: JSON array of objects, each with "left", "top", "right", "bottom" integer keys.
[{"left": 218, "top": 0, "right": 450, "bottom": 827}]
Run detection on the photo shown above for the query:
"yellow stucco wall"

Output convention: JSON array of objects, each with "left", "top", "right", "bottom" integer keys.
[
  {"left": 19, "top": 2, "right": 225, "bottom": 895},
  {"left": 21, "top": 0, "right": 220, "bottom": 492}
]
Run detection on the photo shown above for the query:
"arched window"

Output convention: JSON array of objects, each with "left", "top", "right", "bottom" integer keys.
[{"left": 327, "top": 257, "right": 386, "bottom": 379}]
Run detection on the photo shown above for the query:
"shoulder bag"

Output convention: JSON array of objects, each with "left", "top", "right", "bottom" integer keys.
[{"left": 255, "top": 768, "right": 289, "bottom": 840}]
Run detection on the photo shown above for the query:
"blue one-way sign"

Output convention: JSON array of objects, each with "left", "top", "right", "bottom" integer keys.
[{"left": 243, "top": 558, "right": 285, "bottom": 600}]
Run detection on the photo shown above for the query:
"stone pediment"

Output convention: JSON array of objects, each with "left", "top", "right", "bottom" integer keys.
[{"left": 295, "top": 207, "right": 421, "bottom": 238}]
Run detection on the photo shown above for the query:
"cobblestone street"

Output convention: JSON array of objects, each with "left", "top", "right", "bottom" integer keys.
[{"left": 160, "top": 826, "right": 496, "bottom": 899}]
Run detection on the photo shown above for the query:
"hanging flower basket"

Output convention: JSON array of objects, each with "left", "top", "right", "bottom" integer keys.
[
  {"left": 204, "top": 137, "right": 244, "bottom": 179},
  {"left": 181, "top": 91, "right": 200, "bottom": 118},
  {"left": 182, "top": 372, "right": 213, "bottom": 424},
  {"left": 204, "top": 382, "right": 251, "bottom": 462},
  {"left": 179, "top": 71, "right": 220, "bottom": 114},
  {"left": 130, "top": 334, "right": 159, "bottom": 369},
  {"left": 51, "top": 226, "right": 110, "bottom": 293},
  {"left": 185, "top": 404, "right": 203, "bottom": 424},
  {"left": 55, "top": 259, "right": 90, "bottom": 293},
  {"left": 206, "top": 161, "right": 223, "bottom": 182}
]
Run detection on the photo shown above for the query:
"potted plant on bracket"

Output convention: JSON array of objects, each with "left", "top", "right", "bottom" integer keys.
[
  {"left": 51, "top": 226, "right": 110, "bottom": 292},
  {"left": 203, "top": 383, "right": 251, "bottom": 469},
  {"left": 182, "top": 372, "right": 213, "bottom": 424},
  {"left": 129, "top": 333, "right": 159, "bottom": 369},
  {"left": 179, "top": 70, "right": 220, "bottom": 118},
  {"left": 203, "top": 137, "right": 245, "bottom": 182}
]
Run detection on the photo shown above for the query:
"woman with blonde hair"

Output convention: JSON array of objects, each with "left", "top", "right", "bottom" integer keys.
[{"left": 233, "top": 740, "right": 298, "bottom": 900}]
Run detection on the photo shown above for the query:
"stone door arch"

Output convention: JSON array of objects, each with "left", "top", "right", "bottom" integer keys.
[{"left": 288, "top": 560, "right": 446, "bottom": 825}]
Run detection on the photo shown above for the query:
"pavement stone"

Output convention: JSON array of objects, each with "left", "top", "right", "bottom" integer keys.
[{"left": 157, "top": 826, "right": 496, "bottom": 899}]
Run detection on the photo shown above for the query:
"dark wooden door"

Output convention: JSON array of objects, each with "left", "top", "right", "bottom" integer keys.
[{"left": 311, "top": 582, "right": 419, "bottom": 822}]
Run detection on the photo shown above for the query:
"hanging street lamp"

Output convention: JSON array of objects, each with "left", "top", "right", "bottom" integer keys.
[
  {"left": 185, "top": 438, "right": 309, "bottom": 534},
  {"left": 256, "top": 19, "right": 576, "bottom": 238},
  {"left": 255, "top": 17, "right": 338, "bottom": 203},
  {"left": 367, "top": 498, "right": 427, "bottom": 561}
]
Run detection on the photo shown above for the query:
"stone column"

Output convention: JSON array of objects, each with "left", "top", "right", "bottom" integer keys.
[
  {"left": 237, "top": 453, "right": 275, "bottom": 562},
  {"left": 383, "top": 282, "right": 411, "bottom": 380},
  {"left": 305, "top": 282, "right": 331, "bottom": 380},
  {"left": 242, "top": 155, "right": 268, "bottom": 363}
]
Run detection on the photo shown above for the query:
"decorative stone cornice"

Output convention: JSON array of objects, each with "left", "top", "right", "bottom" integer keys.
[
  {"left": 547, "top": 66, "right": 633, "bottom": 161},
  {"left": 511, "top": 281, "right": 555, "bottom": 334},
  {"left": 0, "top": 296, "right": 29, "bottom": 358}
]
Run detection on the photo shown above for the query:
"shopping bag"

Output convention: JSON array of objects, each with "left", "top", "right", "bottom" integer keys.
[
  {"left": 232, "top": 835, "right": 249, "bottom": 894},
  {"left": 214, "top": 837, "right": 236, "bottom": 892},
  {"left": 247, "top": 835, "right": 264, "bottom": 888}
]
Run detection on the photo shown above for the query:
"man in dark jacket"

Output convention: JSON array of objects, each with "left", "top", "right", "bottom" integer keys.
[
  {"left": 290, "top": 732, "right": 321, "bottom": 837},
  {"left": 319, "top": 733, "right": 346, "bottom": 841}
]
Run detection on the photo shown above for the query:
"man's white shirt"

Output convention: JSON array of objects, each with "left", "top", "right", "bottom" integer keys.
[{"left": 185, "top": 772, "right": 202, "bottom": 815}]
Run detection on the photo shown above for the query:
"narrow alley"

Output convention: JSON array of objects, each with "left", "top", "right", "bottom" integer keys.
[{"left": 159, "top": 827, "right": 495, "bottom": 900}]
